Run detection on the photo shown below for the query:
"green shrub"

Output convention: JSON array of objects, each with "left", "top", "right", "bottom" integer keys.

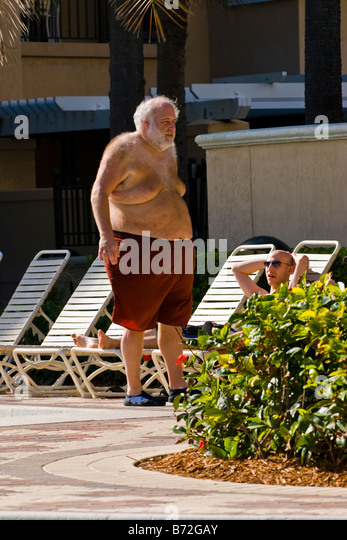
[{"left": 174, "top": 274, "right": 347, "bottom": 466}]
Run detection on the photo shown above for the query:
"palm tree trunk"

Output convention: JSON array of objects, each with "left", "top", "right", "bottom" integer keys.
[
  {"left": 157, "top": 8, "right": 189, "bottom": 189},
  {"left": 305, "top": 0, "right": 343, "bottom": 124},
  {"left": 109, "top": 2, "right": 145, "bottom": 139}
]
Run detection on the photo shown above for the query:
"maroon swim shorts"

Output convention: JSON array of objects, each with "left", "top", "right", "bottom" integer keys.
[{"left": 103, "top": 231, "right": 195, "bottom": 331}]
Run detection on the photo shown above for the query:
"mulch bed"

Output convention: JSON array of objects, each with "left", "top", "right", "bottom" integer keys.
[{"left": 137, "top": 447, "right": 347, "bottom": 488}]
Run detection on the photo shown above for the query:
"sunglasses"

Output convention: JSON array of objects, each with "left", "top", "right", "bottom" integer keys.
[{"left": 264, "top": 260, "right": 292, "bottom": 268}]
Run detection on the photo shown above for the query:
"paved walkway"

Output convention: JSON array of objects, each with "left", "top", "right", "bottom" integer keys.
[{"left": 0, "top": 395, "right": 346, "bottom": 521}]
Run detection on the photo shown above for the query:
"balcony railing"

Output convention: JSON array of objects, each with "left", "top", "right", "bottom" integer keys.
[
  {"left": 22, "top": 0, "right": 110, "bottom": 43},
  {"left": 22, "top": 0, "right": 157, "bottom": 44}
]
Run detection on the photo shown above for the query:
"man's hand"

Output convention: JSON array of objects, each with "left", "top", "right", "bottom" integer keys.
[
  {"left": 290, "top": 253, "right": 309, "bottom": 287},
  {"left": 98, "top": 237, "right": 120, "bottom": 265},
  {"left": 292, "top": 253, "right": 309, "bottom": 273}
]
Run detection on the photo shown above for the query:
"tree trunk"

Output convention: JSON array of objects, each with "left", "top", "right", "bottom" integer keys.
[
  {"left": 156, "top": 8, "right": 189, "bottom": 190},
  {"left": 305, "top": 0, "right": 343, "bottom": 124},
  {"left": 109, "top": 3, "right": 145, "bottom": 139}
]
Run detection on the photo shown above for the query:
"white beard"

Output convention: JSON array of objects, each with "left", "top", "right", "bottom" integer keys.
[{"left": 147, "top": 121, "right": 174, "bottom": 151}]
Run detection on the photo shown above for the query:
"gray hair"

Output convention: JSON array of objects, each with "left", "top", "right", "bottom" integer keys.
[{"left": 133, "top": 95, "right": 180, "bottom": 130}]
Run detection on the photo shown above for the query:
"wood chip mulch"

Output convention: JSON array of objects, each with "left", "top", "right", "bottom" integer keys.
[{"left": 137, "top": 447, "right": 347, "bottom": 488}]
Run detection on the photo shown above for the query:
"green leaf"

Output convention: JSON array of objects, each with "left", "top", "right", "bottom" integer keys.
[
  {"left": 291, "top": 325, "right": 309, "bottom": 339},
  {"left": 308, "top": 319, "right": 322, "bottom": 333},
  {"left": 289, "top": 421, "right": 299, "bottom": 436},
  {"left": 248, "top": 419, "right": 266, "bottom": 429},
  {"left": 172, "top": 425, "right": 186, "bottom": 434},
  {"left": 298, "top": 310, "right": 316, "bottom": 319},
  {"left": 224, "top": 436, "right": 239, "bottom": 457},
  {"left": 209, "top": 445, "right": 228, "bottom": 459},
  {"left": 286, "top": 346, "right": 303, "bottom": 357},
  {"left": 220, "top": 324, "right": 230, "bottom": 339},
  {"left": 258, "top": 427, "right": 271, "bottom": 441},
  {"left": 336, "top": 436, "right": 347, "bottom": 449},
  {"left": 291, "top": 287, "right": 306, "bottom": 298},
  {"left": 244, "top": 356, "right": 258, "bottom": 375},
  {"left": 204, "top": 407, "right": 228, "bottom": 421},
  {"left": 278, "top": 426, "right": 291, "bottom": 441}
]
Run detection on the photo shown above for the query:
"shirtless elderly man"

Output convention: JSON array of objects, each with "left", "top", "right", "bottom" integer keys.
[{"left": 78, "top": 95, "right": 194, "bottom": 407}]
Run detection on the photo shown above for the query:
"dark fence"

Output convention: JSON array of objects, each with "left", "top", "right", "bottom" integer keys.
[
  {"left": 53, "top": 159, "right": 208, "bottom": 250},
  {"left": 53, "top": 171, "right": 98, "bottom": 249},
  {"left": 22, "top": 0, "right": 156, "bottom": 43},
  {"left": 23, "top": 0, "right": 110, "bottom": 43}
]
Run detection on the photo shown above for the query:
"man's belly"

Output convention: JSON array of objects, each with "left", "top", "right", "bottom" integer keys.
[{"left": 109, "top": 191, "right": 192, "bottom": 240}]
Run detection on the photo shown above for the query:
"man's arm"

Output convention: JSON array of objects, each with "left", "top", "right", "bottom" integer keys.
[
  {"left": 91, "top": 137, "right": 128, "bottom": 265},
  {"left": 231, "top": 257, "right": 269, "bottom": 298}
]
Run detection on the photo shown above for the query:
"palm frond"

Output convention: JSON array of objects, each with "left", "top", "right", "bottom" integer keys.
[
  {"left": 0, "top": 0, "right": 37, "bottom": 66},
  {"left": 110, "top": 0, "right": 192, "bottom": 43}
]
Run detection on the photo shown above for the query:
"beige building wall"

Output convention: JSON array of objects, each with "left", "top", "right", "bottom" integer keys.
[
  {"left": 1, "top": 31, "right": 23, "bottom": 99},
  {"left": 1, "top": 54, "right": 23, "bottom": 99},
  {"left": 196, "top": 124, "right": 347, "bottom": 251},
  {"left": 19, "top": 42, "right": 162, "bottom": 99},
  {"left": 21, "top": 43, "right": 110, "bottom": 98},
  {"left": 0, "top": 139, "right": 36, "bottom": 190},
  {"left": 186, "top": 2, "right": 210, "bottom": 84}
]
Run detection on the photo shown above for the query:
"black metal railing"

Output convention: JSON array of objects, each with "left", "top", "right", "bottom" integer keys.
[
  {"left": 23, "top": 0, "right": 110, "bottom": 43},
  {"left": 22, "top": 0, "right": 157, "bottom": 43},
  {"left": 53, "top": 171, "right": 98, "bottom": 249}
]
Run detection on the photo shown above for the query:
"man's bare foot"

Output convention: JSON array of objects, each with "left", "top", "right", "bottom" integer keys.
[
  {"left": 71, "top": 334, "right": 99, "bottom": 348},
  {"left": 97, "top": 329, "right": 121, "bottom": 349}
]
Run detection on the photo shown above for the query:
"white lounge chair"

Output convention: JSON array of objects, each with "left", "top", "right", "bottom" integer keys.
[
  {"left": 0, "top": 250, "right": 70, "bottom": 393},
  {"left": 292, "top": 240, "right": 340, "bottom": 281},
  {"left": 67, "top": 243, "right": 276, "bottom": 398},
  {"left": 12, "top": 256, "right": 115, "bottom": 396}
]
